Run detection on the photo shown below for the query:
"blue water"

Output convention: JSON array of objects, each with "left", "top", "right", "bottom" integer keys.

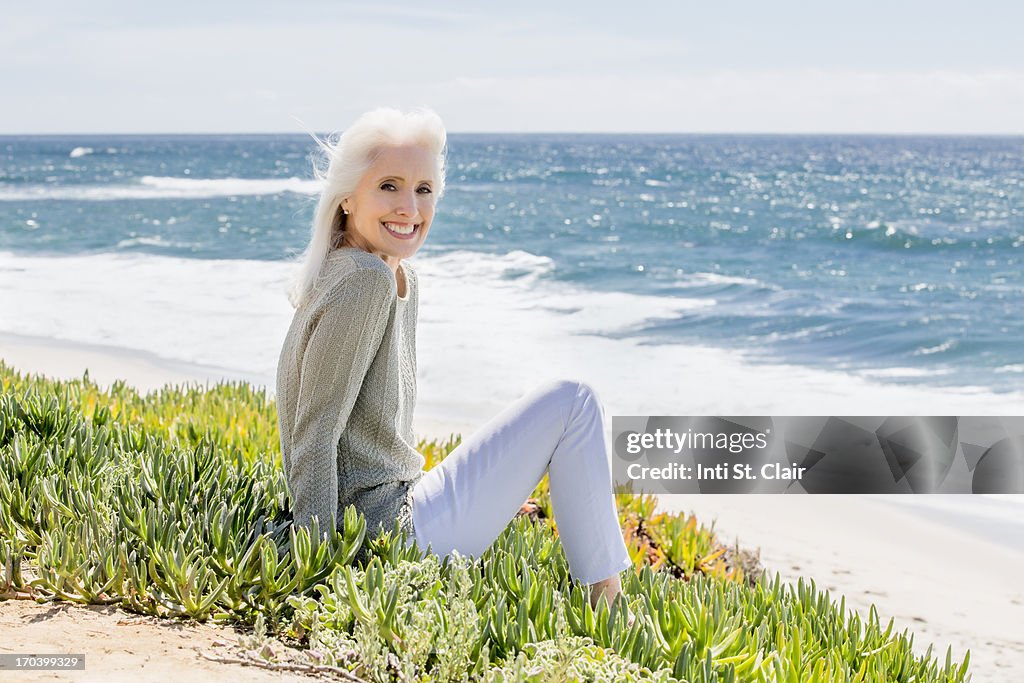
[{"left": 2, "top": 134, "right": 1022, "bottom": 392}]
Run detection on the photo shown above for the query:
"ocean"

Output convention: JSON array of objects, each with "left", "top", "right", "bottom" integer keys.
[{"left": 1, "top": 134, "right": 1022, "bottom": 423}]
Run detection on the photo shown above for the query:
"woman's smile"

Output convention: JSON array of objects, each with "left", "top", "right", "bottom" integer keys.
[{"left": 382, "top": 221, "right": 420, "bottom": 239}]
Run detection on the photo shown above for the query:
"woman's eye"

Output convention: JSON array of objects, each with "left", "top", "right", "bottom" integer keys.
[
  {"left": 380, "top": 182, "right": 397, "bottom": 191},
  {"left": 417, "top": 186, "right": 433, "bottom": 194}
]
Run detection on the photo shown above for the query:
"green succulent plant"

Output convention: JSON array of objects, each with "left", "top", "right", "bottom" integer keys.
[{"left": 0, "top": 360, "right": 973, "bottom": 682}]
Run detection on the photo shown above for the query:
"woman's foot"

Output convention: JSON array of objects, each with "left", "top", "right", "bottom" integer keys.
[{"left": 589, "top": 575, "right": 636, "bottom": 627}]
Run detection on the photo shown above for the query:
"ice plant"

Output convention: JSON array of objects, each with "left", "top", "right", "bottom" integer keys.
[{"left": 0, "top": 360, "right": 973, "bottom": 682}]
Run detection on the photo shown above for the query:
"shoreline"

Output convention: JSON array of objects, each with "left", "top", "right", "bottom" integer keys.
[
  {"left": 0, "top": 332, "right": 479, "bottom": 442},
  {"left": 2, "top": 335, "right": 1023, "bottom": 678},
  {"left": 0, "top": 331, "right": 269, "bottom": 395}
]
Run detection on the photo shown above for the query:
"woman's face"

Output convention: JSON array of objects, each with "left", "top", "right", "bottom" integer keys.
[{"left": 340, "top": 144, "right": 438, "bottom": 267}]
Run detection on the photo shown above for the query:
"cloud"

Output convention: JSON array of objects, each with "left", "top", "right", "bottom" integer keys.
[
  {"left": 1, "top": 8, "right": 1021, "bottom": 134},
  {"left": 426, "top": 69, "right": 1024, "bottom": 134}
]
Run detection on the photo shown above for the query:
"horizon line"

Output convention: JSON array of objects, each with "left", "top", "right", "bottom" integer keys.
[{"left": 3, "top": 130, "right": 1024, "bottom": 138}]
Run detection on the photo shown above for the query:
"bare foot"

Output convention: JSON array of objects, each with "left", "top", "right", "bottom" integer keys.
[{"left": 589, "top": 575, "right": 636, "bottom": 628}]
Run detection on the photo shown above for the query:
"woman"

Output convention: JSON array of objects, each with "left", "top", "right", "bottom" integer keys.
[{"left": 276, "top": 107, "right": 631, "bottom": 610}]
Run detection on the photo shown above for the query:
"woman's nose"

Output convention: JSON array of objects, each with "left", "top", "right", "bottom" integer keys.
[{"left": 395, "top": 191, "right": 417, "bottom": 216}]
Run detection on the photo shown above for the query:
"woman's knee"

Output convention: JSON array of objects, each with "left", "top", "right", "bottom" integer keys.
[
  {"left": 536, "top": 378, "right": 604, "bottom": 417},
  {"left": 573, "top": 379, "right": 602, "bottom": 408}
]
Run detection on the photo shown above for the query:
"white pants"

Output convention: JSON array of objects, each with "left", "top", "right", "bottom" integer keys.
[{"left": 410, "top": 379, "right": 632, "bottom": 585}]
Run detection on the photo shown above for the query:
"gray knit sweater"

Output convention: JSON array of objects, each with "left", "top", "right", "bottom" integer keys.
[{"left": 276, "top": 247, "right": 424, "bottom": 541}]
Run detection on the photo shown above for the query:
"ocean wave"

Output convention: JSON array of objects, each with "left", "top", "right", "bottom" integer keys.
[
  {"left": 0, "top": 176, "right": 321, "bottom": 201},
  {"left": 115, "top": 236, "right": 199, "bottom": 250},
  {"left": 139, "top": 175, "right": 320, "bottom": 197},
  {"left": 995, "top": 364, "right": 1024, "bottom": 373},
  {"left": 912, "top": 340, "right": 957, "bottom": 356},
  {"left": 817, "top": 220, "right": 1021, "bottom": 252},
  {"left": 825, "top": 220, "right": 936, "bottom": 248},
  {"left": 418, "top": 249, "right": 556, "bottom": 285},
  {"left": 413, "top": 249, "right": 712, "bottom": 339},
  {"left": 676, "top": 272, "right": 766, "bottom": 288},
  {"left": 69, "top": 147, "right": 94, "bottom": 158}
]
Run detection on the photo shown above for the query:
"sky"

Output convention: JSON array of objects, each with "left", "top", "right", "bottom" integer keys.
[{"left": 3, "top": 0, "right": 1023, "bottom": 134}]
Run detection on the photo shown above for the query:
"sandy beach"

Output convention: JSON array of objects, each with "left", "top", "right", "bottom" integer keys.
[
  {"left": 2, "top": 338, "right": 1023, "bottom": 680},
  {"left": 0, "top": 332, "right": 478, "bottom": 443}
]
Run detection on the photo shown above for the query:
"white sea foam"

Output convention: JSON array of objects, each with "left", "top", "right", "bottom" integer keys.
[
  {"left": 995, "top": 364, "right": 1024, "bottom": 373},
  {"left": 69, "top": 147, "right": 94, "bottom": 158},
  {"left": 138, "top": 176, "right": 321, "bottom": 197},
  {"left": 1, "top": 249, "right": 1021, "bottom": 428},
  {"left": 0, "top": 176, "right": 321, "bottom": 201},
  {"left": 913, "top": 340, "right": 956, "bottom": 356},
  {"left": 676, "top": 272, "right": 766, "bottom": 288},
  {"left": 115, "top": 236, "right": 197, "bottom": 250}
]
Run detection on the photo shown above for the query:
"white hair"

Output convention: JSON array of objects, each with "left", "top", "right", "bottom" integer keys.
[{"left": 286, "top": 107, "right": 448, "bottom": 308}]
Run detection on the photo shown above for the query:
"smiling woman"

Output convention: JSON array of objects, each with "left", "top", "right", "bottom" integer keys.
[
  {"left": 286, "top": 107, "right": 447, "bottom": 309},
  {"left": 337, "top": 145, "right": 439, "bottom": 296},
  {"left": 275, "top": 107, "right": 633, "bottom": 614}
]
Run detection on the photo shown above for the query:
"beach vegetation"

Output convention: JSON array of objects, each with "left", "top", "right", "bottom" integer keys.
[{"left": 0, "top": 361, "right": 972, "bottom": 682}]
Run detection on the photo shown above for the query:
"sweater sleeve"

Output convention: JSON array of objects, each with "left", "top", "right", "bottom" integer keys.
[{"left": 287, "top": 267, "right": 395, "bottom": 534}]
